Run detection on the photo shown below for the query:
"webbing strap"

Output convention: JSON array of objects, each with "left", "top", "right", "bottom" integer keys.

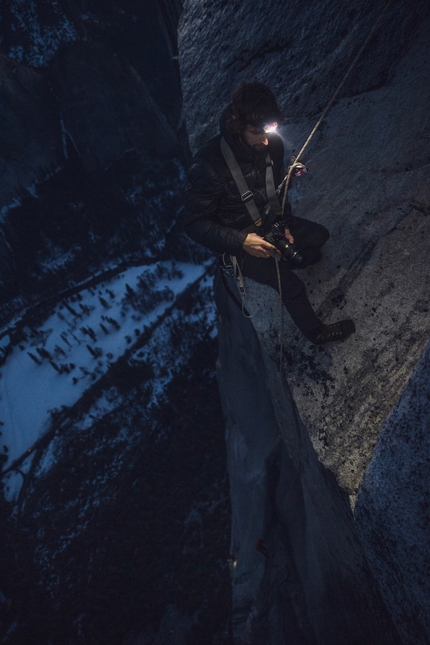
[
  {"left": 220, "top": 137, "right": 282, "bottom": 226},
  {"left": 220, "top": 138, "right": 261, "bottom": 224},
  {"left": 219, "top": 137, "right": 281, "bottom": 322}
]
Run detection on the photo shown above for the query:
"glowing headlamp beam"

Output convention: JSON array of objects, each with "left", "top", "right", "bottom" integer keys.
[{"left": 263, "top": 122, "right": 278, "bottom": 133}]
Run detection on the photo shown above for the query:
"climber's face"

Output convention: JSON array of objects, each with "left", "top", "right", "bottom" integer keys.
[{"left": 243, "top": 125, "right": 269, "bottom": 152}]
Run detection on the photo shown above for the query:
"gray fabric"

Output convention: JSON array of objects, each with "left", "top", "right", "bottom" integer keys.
[
  {"left": 220, "top": 137, "right": 262, "bottom": 224},
  {"left": 220, "top": 137, "right": 283, "bottom": 227}
]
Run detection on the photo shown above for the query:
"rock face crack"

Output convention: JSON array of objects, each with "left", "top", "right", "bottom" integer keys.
[
  {"left": 409, "top": 200, "right": 430, "bottom": 215},
  {"left": 318, "top": 236, "right": 378, "bottom": 319}
]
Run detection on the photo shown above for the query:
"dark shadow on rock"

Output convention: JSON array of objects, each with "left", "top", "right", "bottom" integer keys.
[
  {"left": 0, "top": 1, "right": 191, "bottom": 309},
  {"left": 50, "top": 40, "right": 183, "bottom": 173},
  {"left": 215, "top": 271, "right": 402, "bottom": 644},
  {"left": 0, "top": 54, "right": 63, "bottom": 211}
]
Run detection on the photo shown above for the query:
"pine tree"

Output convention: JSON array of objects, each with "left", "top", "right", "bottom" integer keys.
[{"left": 28, "top": 352, "right": 42, "bottom": 365}]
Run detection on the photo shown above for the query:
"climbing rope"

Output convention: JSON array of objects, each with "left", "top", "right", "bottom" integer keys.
[
  {"left": 231, "top": 256, "right": 256, "bottom": 319},
  {"left": 275, "top": 258, "right": 284, "bottom": 375},
  {"left": 273, "top": 0, "right": 393, "bottom": 376},
  {"left": 281, "top": 0, "right": 394, "bottom": 215}
]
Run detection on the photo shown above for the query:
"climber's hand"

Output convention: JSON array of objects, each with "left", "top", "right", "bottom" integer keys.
[
  {"left": 284, "top": 228, "right": 294, "bottom": 244},
  {"left": 243, "top": 233, "right": 280, "bottom": 258}
]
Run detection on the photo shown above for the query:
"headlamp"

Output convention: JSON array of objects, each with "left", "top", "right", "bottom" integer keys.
[
  {"left": 263, "top": 122, "right": 278, "bottom": 133},
  {"left": 245, "top": 118, "right": 279, "bottom": 134}
]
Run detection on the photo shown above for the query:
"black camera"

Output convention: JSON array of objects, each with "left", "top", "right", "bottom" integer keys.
[{"left": 263, "top": 220, "right": 304, "bottom": 264}]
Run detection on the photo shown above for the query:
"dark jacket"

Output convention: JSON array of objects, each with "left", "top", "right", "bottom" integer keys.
[{"left": 183, "top": 107, "right": 292, "bottom": 256}]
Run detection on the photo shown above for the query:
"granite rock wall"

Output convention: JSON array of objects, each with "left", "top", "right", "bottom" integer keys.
[
  {"left": 355, "top": 342, "right": 430, "bottom": 645},
  {"left": 180, "top": 0, "right": 428, "bottom": 152},
  {"left": 180, "top": 0, "right": 430, "bottom": 641}
]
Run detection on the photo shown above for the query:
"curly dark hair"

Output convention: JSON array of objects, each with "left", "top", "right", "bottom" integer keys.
[{"left": 226, "top": 82, "right": 285, "bottom": 134}]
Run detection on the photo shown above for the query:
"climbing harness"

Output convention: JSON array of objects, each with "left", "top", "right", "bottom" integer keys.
[
  {"left": 220, "top": 137, "right": 281, "bottom": 318},
  {"left": 220, "top": 137, "right": 281, "bottom": 228},
  {"left": 220, "top": 138, "right": 285, "bottom": 367}
]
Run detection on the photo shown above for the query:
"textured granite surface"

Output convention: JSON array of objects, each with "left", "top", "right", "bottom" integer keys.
[
  {"left": 180, "top": 1, "right": 430, "bottom": 642},
  {"left": 355, "top": 342, "right": 430, "bottom": 645}
]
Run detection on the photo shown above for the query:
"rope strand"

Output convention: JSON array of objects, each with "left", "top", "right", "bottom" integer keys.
[
  {"left": 281, "top": 0, "right": 394, "bottom": 215},
  {"left": 275, "top": 258, "right": 284, "bottom": 376}
]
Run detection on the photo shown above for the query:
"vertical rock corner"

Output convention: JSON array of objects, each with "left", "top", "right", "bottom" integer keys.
[{"left": 176, "top": 1, "right": 430, "bottom": 641}]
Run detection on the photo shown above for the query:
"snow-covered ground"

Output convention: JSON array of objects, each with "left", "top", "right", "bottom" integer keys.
[{"left": 0, "top": 260, "right": 209, "bottom": 501}]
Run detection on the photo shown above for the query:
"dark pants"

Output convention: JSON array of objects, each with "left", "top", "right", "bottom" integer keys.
[
  {"left": 241, "top": 217, "right": 329, "bottom": 337},
  {"left": 289, "top": 215, "right": 330, "bottom": 267}
]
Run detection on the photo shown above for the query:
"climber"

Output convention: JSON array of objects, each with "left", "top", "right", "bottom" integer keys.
[{"left": 183, "top": 82, "right": 355, "bottom": 344}]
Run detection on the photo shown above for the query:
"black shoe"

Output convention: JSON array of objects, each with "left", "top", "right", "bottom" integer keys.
[{"left": 308, "top": 319, "right": 355, "bottom": 344}]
